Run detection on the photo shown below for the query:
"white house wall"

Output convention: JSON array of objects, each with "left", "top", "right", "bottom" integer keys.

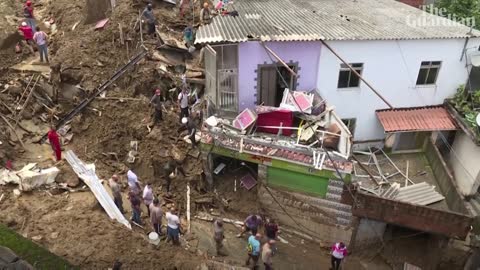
[
  {"left": 449, "top": 132, "right": 480, "bottom": 196},
  {"left": 317, "top": 38, "right": 480, "bottom": 142}
]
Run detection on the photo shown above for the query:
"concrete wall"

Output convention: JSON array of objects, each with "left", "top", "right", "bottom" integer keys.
[
  {"left": 449, "top": 132, "right": 480, "bottom": 196},
  {"left": 258, "top": 185, "right": 353, "bottom": 246},
  {"left": 424, "top": 137, "right": 469, "bottom": 213},
  {"left": 237, "top": 41, "right": 322, "bottom": 111},
  {"left": 351, "top": 218, "right": 386, "bottom": 248},
  {"left": 353, "top": 191, "right": 472, "bottom": 239},
  {"left": 317, "top": 38, "right": 480, "bottom": 142}
]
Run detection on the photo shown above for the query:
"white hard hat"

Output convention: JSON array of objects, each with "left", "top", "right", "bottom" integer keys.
[
  {"left": 181, "top": 117, "right": 188, "bottom": 124},
  {"left": 21, "top": 22, "right": 27, "bottom": 26}
]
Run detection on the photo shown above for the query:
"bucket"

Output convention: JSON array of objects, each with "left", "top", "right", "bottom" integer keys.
[{"left": 148, "top": 232, "right": 160, "bottom": 246}]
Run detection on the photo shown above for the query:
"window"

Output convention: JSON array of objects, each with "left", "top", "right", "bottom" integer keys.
[
  {"left": 337, "top": 63, "right": 363, "bottom": 88},
  {"left": 341, "top": 118, "right": 356, "bottom": 135},
  {"left": 416, "top": 61, "right": 441, "bottom": 85}
]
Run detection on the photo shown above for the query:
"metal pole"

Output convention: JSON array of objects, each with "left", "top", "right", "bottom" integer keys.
[
  {"left": 139, "top": 10, "right": 144, "bottom": 45},
  {"left": 320, "top": 40, "right": 394, "bottom": 109},
  {"left": 262, "top": 43, "right": 298, "bottom": 77}
]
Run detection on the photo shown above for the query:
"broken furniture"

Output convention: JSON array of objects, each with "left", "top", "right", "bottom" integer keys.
[{"left": 255, "top": 106, "right": 294, "bottom": 136}]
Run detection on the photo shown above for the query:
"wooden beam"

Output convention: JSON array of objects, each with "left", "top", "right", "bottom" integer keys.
[
  {"left": 262, "top": 43, "right": 298, "bottom": 77},
  {"left": 0, "top": 115, "right": 26, "bottom": 149},
  {"left": 320, "top": 40, "right": 393, "bottom": 109},
  {"left": 351, "top": 155, "right": 380, "bottom": 186}
]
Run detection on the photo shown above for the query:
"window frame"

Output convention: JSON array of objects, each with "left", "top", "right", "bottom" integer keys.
[
  {"left": 416, "top": 61, "right": 441, "bottom": 86},
  {"left": 341, "top": 118, "right": 356, "bottom": 136},
  {"left": 337, "top": 63, "right": 364, "bottom": 89}
]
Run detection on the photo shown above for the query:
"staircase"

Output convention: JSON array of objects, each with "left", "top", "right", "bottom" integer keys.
[{"left": 322, "top": 179, "right": 353, "bottom": 227}]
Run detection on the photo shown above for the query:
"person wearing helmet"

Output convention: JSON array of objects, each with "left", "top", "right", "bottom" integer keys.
[
  {"left": 18, "top": 21, "right": 35, "bottom": 54},
  {"left": 150, "top": 88, "right": 164, "bottom": 127},
  {"left": 23, "top": 1, "right": 36, "bottom": 33},
  {"left": 178, "top": 87, "right": 190, "bottom": 123},
  {"left": 183, "top": 116, "right": 198, "bottom": 148},
  {"left": 200, "top": 2, "right": 211, "bottom": 25},
  {"left": 142, "top": 3, "right": 156, "bottom": 36}
]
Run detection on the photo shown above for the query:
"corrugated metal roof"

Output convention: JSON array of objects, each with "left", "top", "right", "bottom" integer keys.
[
  {"left": 396, "top": 182, "right": 445, "bottom": 206},
  {"left": 376, "top": 106, "right": 458, "bottom": 133},
  {"left": 196, "top": 0, "right": 480, "bottom": 43}
]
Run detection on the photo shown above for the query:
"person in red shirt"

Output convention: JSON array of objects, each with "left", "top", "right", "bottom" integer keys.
[
  {"left": 23, "top": 1, "right": 36, "bottom": 33},
  {"left": 18, "top": 22, "right": 34, "bottom": 53},
  {"left": 47, "top": 125, "right": 62, "bottom": 161}
]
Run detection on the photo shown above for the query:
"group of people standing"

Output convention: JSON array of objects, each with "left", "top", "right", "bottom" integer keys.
[
  {"left": 17, "top": 1, "right": 49, "bottom": 62},
  {"left": 108, "top": 169, "right": 183, "bottom": 245},
  {"left": 149, "top": 86, "right": 199, "bottom": 148}
]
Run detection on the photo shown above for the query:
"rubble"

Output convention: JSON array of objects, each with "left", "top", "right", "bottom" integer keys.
[{"left": 0, "top": 163, "right": 60, "bottom": 191}]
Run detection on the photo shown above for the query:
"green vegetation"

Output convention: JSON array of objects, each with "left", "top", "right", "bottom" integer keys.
[
  {"left": 0, "top": 224, "right": 76, "bottom": 270},
  {"left": 435, "top": 0, "right": 480, "bottom": 29},
  {"left": 449, "top": 85, "right": 480, "bottom": 138}
]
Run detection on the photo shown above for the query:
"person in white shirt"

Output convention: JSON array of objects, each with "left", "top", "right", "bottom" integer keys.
[
  {"left": 127, "top": 169, "right": 141, "bottom": 195},
  {"left": 142, "top": 182, "right": 153, "bottom": 217},
  {"left": 177, "top": 87, "right": 189, "bottom": 123},
  {"left": 33, "top": 26, "right": 48, "bottom": 63},
  {"left": 166, "top": 207, "right": 180, "bottom": 245}
]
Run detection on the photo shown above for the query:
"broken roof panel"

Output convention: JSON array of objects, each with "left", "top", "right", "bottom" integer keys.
[
  {"left": 195, "top": 0, "right": 480, "bottom": 44},
  {"left": 65, "top": 150, "right": 132, "bottom": 230},
  {"left": 376, "top": 106, "right": 458, "bottom": 132}
]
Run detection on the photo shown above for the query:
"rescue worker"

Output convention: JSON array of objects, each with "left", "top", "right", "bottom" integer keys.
[
  {"left": 182, "top": 117, "right": 198, "bottom": 148},
  {"left": 149, "top": 88, "right": 164, "bottom": 127},
  {"left": 142, "top": 3, "right": 156, "bottom": 36},
  {"left": 33, "top": 26, "right": 49, "bottom": 63},
  {"left": 213, "top": 219, "right": 225, "bottom": 255},
  {"left": 23, "top": 1, "right": 36, "bottom": 33},
  {"left": 47, "top": 125, "right": 61, "bottom": 161},
  {"left": 18, "top": 22, "right": 35, "bottom": 54},
  {"left": 163, "top": 158, "right": 186, "bottom": 193},
  {"left": 109, "top": 174, "right": 124, "bottom": 213},
  {"left": 200, "top": 2, "right": 211, "bottom": 24},
  {"left": 178, "top": 87, "right": 190, "bottom": 123}
]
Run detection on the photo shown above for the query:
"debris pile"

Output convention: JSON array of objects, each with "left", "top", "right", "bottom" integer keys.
[
  {"left": 202, "top": 90, "right": 353, "bottom": 173},
  {"left": 353, "top": 148, "right": 445, "bottom": 206}
]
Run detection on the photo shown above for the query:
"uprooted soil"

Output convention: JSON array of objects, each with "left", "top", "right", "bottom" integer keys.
[
  {"left": 0, "top": 0, "right": 211, "bottom": 268},
  {"left": 0, "top": 187, "right": 201, "bottom": 269}
]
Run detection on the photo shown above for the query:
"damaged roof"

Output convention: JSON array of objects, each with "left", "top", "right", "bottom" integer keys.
[
  {"left": 376, "top": 105, "right": 458, "bottom": 133},
  {"left": 196, "top": 0, "right": 480, "bottom": 43}
]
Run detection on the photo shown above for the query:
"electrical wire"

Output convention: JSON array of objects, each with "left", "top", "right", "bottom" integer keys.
[
  {"left": 260, "top": 42, "right": 388, "bottom": 247},
  {"left": 394, "top": 41, "right": 479, "bottom": 187}
]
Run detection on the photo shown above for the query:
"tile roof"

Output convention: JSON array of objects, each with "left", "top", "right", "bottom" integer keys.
[
  {"left": 376, "top": 106, "right": 458, "bottom": 133},
  {"left": 196, "top": 0, "right": 480, "bottom": 44}
]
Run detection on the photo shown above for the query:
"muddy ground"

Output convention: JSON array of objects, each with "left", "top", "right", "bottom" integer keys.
[{"left": 0, "top": 0, "right": 474, "bottom": 269}]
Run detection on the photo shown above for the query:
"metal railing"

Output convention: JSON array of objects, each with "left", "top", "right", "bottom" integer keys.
[{"left": 218, "top": 68, "right": 238, "bottom": 112}]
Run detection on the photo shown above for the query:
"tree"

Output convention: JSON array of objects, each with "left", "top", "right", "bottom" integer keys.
[{"left": 435, "top": 0, "right": 480, "bottom": 29}]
